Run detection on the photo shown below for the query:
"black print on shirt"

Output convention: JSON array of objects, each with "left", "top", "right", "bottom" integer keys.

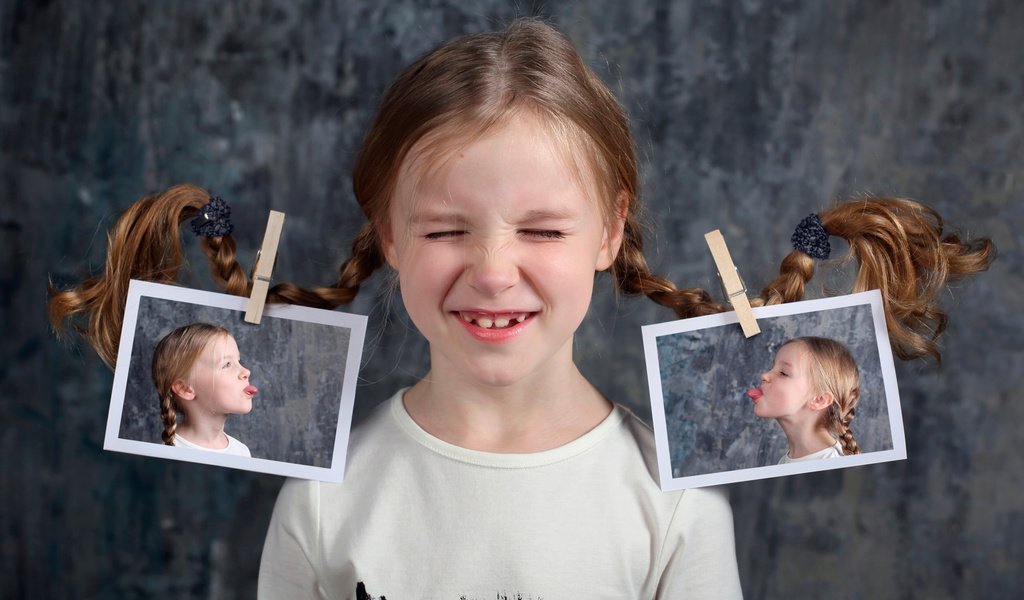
[
  {"left": 462, "top": 589, "right": 544, "bottom": 593},
  {"left": 356, "top": 582, "right": 385, "bottom": 600},
  {"left": 356, "top": 583, "right": 542, "bottom": 600}
]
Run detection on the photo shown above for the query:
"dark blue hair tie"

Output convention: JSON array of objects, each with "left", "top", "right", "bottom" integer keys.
[
  {"left": 190, "top": 196, "right": 233, "bottom": 238},
  {"left": 791, "top": 213, "right": 831, "bottom": 260}
]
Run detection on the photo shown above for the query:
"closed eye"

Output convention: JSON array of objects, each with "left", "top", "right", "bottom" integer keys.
[
  {"left": 520, "top": 229, "right": 566, "bottom": 240},
  {"left": 423, "top": 230, "right": 467, "bottom": 240}
]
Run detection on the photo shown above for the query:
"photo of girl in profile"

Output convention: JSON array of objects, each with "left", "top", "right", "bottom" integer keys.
[
  {"left": 151, "top": 323, "right": 257, "bottom": 457},
  {"left": 747, "top": 336, "right": 861, "bottom": 464}
]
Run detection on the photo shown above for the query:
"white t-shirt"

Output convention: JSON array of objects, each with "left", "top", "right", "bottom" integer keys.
[
  {"left": 258, "top": 390, "right": 742, "bottom": 599},
  {"left": 778, "top": 440, "right": 843, "bottom": 464},
  {"left": 174, "top": 432, "right": 251, "bottom": 457}
]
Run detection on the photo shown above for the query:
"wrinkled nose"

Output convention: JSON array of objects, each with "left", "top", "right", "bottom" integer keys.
[{"left": 467, "top": 245, "right": 519, "bottom": 297}]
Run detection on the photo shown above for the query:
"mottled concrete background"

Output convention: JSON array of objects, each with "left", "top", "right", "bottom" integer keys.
[
  {"left": 3, "top": 0, "right": 1022, "bottom": 598},
  {"left": 658, "top": 302, "right": 892, "bottom": 477},
  {"left": 120, "top": 296, "right": 352, "bottom": 466}
]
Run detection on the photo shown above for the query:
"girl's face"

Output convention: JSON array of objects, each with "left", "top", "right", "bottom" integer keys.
[
  {"left": 751, "top": 342, "right": 820, "bottom": 419},
  {"left": 383, "top": 114, "right": 624, "bottom": 389},
  {"left": 180, "top": 334, "right": 257, "bottom": 416}
]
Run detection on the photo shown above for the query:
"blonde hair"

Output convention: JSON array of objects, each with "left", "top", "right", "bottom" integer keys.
[
  {"left": 758, "top": 199, "right": 994, "bottom": 360},
  {"left": 151, "top": 323, "right": 230, "bottom": 445},
  {"left": 786, "top": 337, "right": 861, "bottom": 455},
  {"left": 47, "top": 184, "right": 248, "bottom": 369},
  {"left": 353, "top": 19, "right": 635, "bottom": 244},
  {"left": 49, "top": 19, "right": 995, "bottom": 372}
]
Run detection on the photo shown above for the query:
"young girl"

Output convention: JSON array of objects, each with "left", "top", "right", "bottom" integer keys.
[
  {"left": 49, "top": 18, "right": 992, "bottom": 600},
  {"left": 151, "top": 323, "right": 257, "bottom": 457},
  {"left": 747, "top": 337, "right": 860, "bottom": 464}
]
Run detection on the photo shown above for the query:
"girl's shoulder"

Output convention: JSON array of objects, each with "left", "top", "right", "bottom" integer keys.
[
  {"left": 611, "top": 403, "right": 664, "bottom": 484},
  {"left": 612, "top": 404, "right": 733, "bottom": 506},
  {"left": 224, "top": 433, "right": 252, "bottom": 457}
]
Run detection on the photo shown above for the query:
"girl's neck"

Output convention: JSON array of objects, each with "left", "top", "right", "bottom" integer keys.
[
  {"left": 176, "top": 413, "right": 229, "bottom": 449},
  {"left": 776, "top": 418, "right": 837, "bottom": 459},
  {"left": 403, "top": 361, "right": 613, "bottom": 453}
]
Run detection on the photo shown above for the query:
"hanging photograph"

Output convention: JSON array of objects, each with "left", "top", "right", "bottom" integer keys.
[
  {"left": 105, "top": 280, "right": 367, "bottom": 482},
  {"left": 643, "top": 290, "right": 905, "bottom": 491}
]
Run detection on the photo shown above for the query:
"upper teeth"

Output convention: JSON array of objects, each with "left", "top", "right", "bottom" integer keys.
[{"left": 461, "top": 312, "right": 528, "bottom": 328}]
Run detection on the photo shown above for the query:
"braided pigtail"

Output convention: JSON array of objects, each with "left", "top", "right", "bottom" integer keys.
[
  {"left": 159, "top": 391, "right": 179, "bottom": 446},
  {"left": 200, "top": 235, "right": 249, "bottom": 297},
  {"left": 267, "top": 222, "right": 384, "bottom": 309},
  {"left": 48, "top": 184, "right": 244, "bottom": 369},
  {"left": 759, "top": 199, "right": 995, "bottom": 360},
  {"left": 757, "top": 251, "right": 816, "bottom": 306},
  {"left": 829, "top": 404, "right": 861, "bottom": 456},
  {"left": 48, "top": 182, "right": 389, "bottom": 370},
  {"left": 613, "top": 214, "right": 727, "bottom": 318}
]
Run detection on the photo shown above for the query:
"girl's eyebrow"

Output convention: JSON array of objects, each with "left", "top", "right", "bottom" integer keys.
[
  {"left": 517, "top": 208, "right": 579, "bottom": 224},
  {"left": 408, "top": 208, "right": 579, "bottom": 226},
  {"left": 407, "top": 211, "right": 464, "bottom": 226}
]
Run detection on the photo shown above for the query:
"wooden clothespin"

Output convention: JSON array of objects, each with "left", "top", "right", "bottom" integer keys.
[
  {"left": 705, "top": 229, "right": 760, "bottom": 337},
  {"left": 245, "top": 211, "right": 286, "bottom": 324}
]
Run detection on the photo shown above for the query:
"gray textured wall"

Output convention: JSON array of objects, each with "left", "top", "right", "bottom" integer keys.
[
  {"left": 658, "top": 303, "right": 892, "bottom": 477},
  {"left": 3, "top": 0, "right": 1022, "bottom": 598}
]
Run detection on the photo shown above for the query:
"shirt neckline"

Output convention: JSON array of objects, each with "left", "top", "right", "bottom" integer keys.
[
  {"left": 782, "top": 440, "right": 843, "bottom": 463},
  {"left": 388, "top": 389, "right": 626, "bottom": 469}
]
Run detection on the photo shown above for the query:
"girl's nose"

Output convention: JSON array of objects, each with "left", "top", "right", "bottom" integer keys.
[
  {"left": 467, "top": 246, "right": 519, "bottom": 296},
  {"left": 760, "top": 371, "right": 770, "bottom": 383},
  {"left": 240, "top": 366, "right": 250, "bottom": 380}
]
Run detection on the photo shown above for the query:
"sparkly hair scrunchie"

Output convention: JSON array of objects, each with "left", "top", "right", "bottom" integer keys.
[
  {"left": 791, "top": 213, "right": 831, "bottom": 260},
  {"left": 190, "top": 196, "right": 233, "bottom": 238}
]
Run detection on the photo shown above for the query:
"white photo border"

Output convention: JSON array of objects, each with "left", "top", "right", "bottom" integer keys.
[
  {"left": 642, "top": 289, "right": 906, "bottom": 491},
  {"left": 105, "top": 280, "right": 367, "bottom": 482}
]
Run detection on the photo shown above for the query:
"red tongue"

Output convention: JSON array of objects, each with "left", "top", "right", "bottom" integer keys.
[
  {"left": 746, "top": 388, "right": 762, "bottom": 401},
  {"left": 244, "top": 385, "right": 259, "bottom": 396}
]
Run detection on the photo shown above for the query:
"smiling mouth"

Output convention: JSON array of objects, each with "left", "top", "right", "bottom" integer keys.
[{"left": 458, "top": 311, "right": 531, "bottom": 329}]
